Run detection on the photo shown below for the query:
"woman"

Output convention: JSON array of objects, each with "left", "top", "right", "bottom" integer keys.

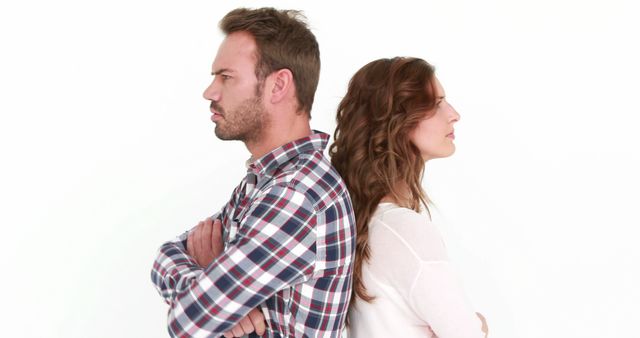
[{"left": 330, "top": 57, "right": 488, "bottom": 337}]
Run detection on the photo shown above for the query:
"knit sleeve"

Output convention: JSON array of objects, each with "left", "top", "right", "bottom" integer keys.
[
  {"left": 369, "top": 207, "right": 484, "bottom": 338},
  {"left": 407, "top": 262, "right": 484, "bottom": 338}
]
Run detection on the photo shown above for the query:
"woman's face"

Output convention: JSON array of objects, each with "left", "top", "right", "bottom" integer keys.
[{"left": 409, "top": 76, "right": 460, "bottom": 161}]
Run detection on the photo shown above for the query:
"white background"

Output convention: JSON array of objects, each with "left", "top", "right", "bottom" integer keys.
[{"left": 1, "top": 0, "right": 638, "bottom": 337}]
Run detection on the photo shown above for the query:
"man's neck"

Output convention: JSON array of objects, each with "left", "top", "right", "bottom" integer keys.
[{"left": 246, "top": 123, "right": 312, "bottom": 160}]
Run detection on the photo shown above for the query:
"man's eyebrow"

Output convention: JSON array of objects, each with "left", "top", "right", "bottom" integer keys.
[{"left": 211, "top": 68, "right": 233, "bottom": 76}]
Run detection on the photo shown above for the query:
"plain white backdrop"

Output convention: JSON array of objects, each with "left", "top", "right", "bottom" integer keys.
[{"left": 1, "top": 0, "right": 639, "bottom": 337}]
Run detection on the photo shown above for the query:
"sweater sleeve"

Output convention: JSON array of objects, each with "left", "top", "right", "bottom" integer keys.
[
  {"left": 371, "top": 208, "right": 484, "bottom": 338},
  {"left": 407, "top": 262, "right": 484, "bottom": 338}
]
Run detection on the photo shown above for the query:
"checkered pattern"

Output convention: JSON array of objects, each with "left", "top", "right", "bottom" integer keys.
[{"left": 151, "top": 131, "right": 355, "bottom": 337}]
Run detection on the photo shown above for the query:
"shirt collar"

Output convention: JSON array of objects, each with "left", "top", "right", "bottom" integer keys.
[{"left": 246, "top": 130, "right": 329, "bottom": 177}]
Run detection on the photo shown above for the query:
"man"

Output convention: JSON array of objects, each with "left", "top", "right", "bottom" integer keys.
[{"left": 151, "top": 8, "right": 355, "bottom": 338}]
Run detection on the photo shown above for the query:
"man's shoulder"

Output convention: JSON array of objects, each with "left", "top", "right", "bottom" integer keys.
[{"left": 264, "top": 151, "right": 350, "bottom": 211}]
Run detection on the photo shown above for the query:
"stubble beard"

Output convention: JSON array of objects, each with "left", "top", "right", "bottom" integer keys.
[{"left": 214, "top": 95, "right": 268, "bottom": 144}]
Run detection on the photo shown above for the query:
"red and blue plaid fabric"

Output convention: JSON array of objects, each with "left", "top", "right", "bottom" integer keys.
[{"left": 151, "top": 131, "right": 355, "bottom": 337}]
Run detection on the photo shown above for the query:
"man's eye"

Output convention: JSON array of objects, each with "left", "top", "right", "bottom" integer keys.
[{"left": 214, "top": 74, "right": 231, "bottom": 82}]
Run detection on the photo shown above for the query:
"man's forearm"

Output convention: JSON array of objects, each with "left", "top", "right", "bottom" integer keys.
[
  {"left": 151, "top": 213, "right": 223, "bottom": 303},
  {"left": 151, "top": 235, "right": 203, "bottom": 303}
]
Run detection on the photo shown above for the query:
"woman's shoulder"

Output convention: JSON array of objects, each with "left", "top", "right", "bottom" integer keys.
[
  {"left": 371, "top": 203, "right": 448, "bottom": 262},
  {"left": 372, "top": 203, "right": 432, "bottom": 232},
  {"left": 373, "top": 202, "right": 431, "bottom": 224}
]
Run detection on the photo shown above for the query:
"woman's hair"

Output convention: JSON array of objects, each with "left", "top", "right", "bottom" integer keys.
[{"left": 329, "top": 57, "right": 439, "bottom": 306}]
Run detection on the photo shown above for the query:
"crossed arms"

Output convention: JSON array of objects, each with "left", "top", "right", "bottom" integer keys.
[{"left": 151, "top": 185, "right": 317, "bottom": 337}]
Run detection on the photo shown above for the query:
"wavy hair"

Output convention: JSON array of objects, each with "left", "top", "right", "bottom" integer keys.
[{"left": 329, "top": 57, "right": 438, "bottom": 307}]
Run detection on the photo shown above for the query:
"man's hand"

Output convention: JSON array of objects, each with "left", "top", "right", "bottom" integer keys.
[
  {"left": 223, "top": 307, "right": 266, "bottom": 337},
  {"left": 187, "top": 217, "right": 223, "bottom": 267}
]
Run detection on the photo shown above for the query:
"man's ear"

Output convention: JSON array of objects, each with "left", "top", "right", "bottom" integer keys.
[{"left": 268, "top": 68, "right": 294, "bottom": 104}]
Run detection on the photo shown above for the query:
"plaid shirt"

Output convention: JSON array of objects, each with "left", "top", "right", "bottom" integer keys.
[{"left": 151, "top": 131, "right": 355, "bottom": 338}]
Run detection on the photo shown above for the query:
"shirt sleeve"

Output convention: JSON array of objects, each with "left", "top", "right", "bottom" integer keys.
[{"left": 150, "top": 183, "right": 317, "bottom": 337}]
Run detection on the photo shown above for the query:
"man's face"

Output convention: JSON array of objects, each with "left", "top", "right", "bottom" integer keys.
[{"left": 203, "top": 31, "right": 268, "bottom": 143}]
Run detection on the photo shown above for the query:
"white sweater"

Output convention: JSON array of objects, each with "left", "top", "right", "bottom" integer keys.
[{"left": 348, "top": 203, "right": 484, "bottom": 338}]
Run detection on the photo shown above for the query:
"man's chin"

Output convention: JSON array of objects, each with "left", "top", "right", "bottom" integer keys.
[{"left": 214, "top": 127, "right": 239, "bottom": 141}]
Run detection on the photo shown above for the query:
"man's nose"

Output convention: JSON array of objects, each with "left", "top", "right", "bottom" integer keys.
[{"left": 203, "top": 79, "right": 221, "bottom": 101}]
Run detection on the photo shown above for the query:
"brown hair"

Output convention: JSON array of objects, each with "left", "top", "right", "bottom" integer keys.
[
  {"left": 329, "top": 57, "right": 438, "bottom": 307},
  {"left": 220, "top": 7, "right": 320, "bottom": 116}
]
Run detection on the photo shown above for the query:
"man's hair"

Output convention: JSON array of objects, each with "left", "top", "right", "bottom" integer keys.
[
  {"left": 329, "top": 57, "right": 438, "bottom": 310},
  {"left": 220, "top": 7, "right": 320, "bottom": 116}
]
